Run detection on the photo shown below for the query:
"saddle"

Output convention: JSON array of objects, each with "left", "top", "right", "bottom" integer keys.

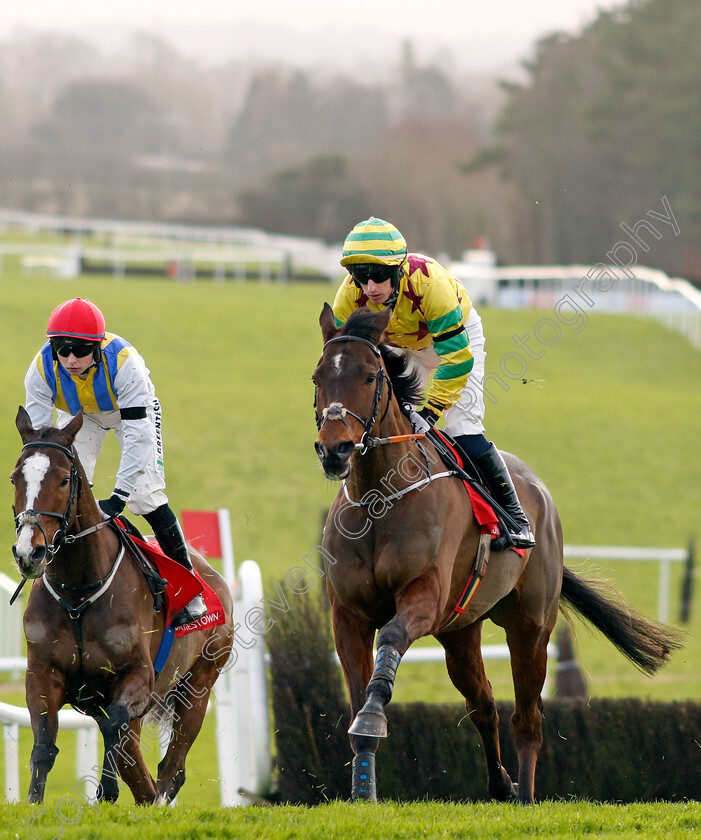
[
  {"left": 425, "top": 428, "right": 525, "bottom": 556},
  {"left": 110, "top": 517, "right": 168, "bottom": 612}
]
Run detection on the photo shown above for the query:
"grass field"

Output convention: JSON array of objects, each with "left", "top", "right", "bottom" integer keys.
[
  {"left": 1, "top": 800, "right": 700, "bottom": 840},
  {"left": 0, "top": 254, "right": 699, "bottom": 819}
]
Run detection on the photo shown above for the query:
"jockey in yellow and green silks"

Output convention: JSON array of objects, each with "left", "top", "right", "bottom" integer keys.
[{"left": 332, "top": 217, "right": 535, "bottom": 550}]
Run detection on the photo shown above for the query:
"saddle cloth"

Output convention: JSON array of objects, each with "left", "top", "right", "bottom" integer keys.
[{"left": 114, "top": 517, "right": 226, "bottom": 634}]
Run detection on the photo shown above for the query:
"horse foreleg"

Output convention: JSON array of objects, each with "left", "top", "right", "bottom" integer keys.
[
  {"left": 330, "top": 599, "right": 377, "bottom": 800},
  {"left": 25, "top": 667, "right": 64, "bottom": 804},
  {"left": 97, "top": 665, "right": 153, "bottom": 802},
  {"left": 348, "top": 574, "right": 441, "bottom": 753},
  {"left": 437, "top": 621, "right": 517, "bottom": 801}
]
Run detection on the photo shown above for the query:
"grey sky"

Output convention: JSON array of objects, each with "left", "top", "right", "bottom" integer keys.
[{"left": 1, "top": 1, "right": 622, "bottom": 43}]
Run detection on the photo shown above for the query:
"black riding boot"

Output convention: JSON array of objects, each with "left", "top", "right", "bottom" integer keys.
[
  {"left": 471, "top": 443, "right": 536, "bottom": 550},
  {"left": 144, "top": 505, "right": 207, "bottom": 624}
]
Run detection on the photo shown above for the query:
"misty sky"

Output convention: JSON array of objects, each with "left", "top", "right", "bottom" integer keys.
[{"left": 1, "top": 0, "right": 622, "bottom": 45}]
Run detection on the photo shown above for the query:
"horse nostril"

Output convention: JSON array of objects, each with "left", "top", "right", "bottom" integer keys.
[
  {"left": 335, "top": 441, "right": 355, "bottom": 459},
  {"left": 31, "top": 545, "right": 47, "bottom": 563},
  {"left": 314, "top": 442, "right": 326, "bottom": 461}
]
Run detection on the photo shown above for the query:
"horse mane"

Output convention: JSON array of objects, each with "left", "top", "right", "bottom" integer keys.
[{"left": 340, "top": 309, "right": 424, "bottom": 412}]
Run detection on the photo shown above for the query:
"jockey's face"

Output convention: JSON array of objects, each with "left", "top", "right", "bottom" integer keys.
[
  {"left": 365, "top": 278, "right": 394, "bottom": 305},
  {"left": 55, "top": 346, "right": 95, "bottom": 376}
]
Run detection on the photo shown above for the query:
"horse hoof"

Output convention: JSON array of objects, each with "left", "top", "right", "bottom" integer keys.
[{"left": 348, "top": 709, "right": 388, "bottom": 738}]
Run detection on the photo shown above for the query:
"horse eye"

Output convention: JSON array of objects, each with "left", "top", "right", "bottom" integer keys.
[
  {"left": 60, "top": 476, "right": 70, "bottom": 487},
  {"left": 9, "top": 476, "right": 14, "bottom": 485},
  {"left": 365, "top": 373, "right": 376, "bottom": 385}
]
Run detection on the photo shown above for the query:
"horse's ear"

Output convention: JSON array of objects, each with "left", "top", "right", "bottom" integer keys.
[
  {"left": 60, "top": 411, "right": 84, "bottom": 444},
  {"left": 370, "top": 307, "right": 392, "bottom": 345},
  {"left": 16, "top": 406, "right": 36, "bottom": 442},
  {"left": 319, "top": 303, "right": 338, "bottom": 344}
]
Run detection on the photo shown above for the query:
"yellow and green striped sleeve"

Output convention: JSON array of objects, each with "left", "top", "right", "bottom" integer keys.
[{"left": 423, "top": 292, "right": 473, "bottom": 416}]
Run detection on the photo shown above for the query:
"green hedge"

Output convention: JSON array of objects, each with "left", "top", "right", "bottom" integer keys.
[{"left": 267, "top": 591, "right": 701, "bottom": 803}]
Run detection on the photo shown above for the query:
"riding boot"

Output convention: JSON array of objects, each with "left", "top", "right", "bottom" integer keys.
[
  {"left": 145, "top": 506, "right": 207, "bottom": 624},
  {"left": 473, "top": 443, "right": 536, "bottom": 551}
]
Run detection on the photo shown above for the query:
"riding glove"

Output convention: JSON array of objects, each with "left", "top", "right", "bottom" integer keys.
[
  {"left": 97, "top": 493, "right": 127, "bottom": 520},
  {"left": 409, "top": 408, "right": 437, "bottom": 435}
]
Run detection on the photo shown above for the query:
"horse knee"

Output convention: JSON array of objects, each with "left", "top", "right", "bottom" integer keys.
[
  {"left": 375, "top": 625, "right": 408, "bottom": 652},
  {"left": 366, "top": 645, "right": 401, "bottom": 702},
  {"left": 99, "top": 702, "right": 130, "bottom": 740}
]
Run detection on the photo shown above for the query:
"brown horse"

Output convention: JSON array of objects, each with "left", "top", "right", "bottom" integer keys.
[
  {"left": 313, "top": 304, "right": 682, "bottom": 803},
  {"left": 11, "top": 406, "right": 233, "bottom": 805}
]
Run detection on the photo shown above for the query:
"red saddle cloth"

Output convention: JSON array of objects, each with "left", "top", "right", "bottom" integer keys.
[
  {"left": 433, "top": 430, "right": 526, "bottom": 558},
  {"left": 114, "top": 520, "right": 226, "bottom": 635}
]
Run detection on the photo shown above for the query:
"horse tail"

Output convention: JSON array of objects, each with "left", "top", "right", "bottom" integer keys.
[{"left": 559, "top": 566, "right": 684, "bottom": 675}]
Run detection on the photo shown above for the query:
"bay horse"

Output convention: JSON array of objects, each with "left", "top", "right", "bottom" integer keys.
[
  {"left": 313, "top": 304, "right": 682, "bottom": 803},
  {"left": 11, "top": 406, "right": 233, "bottom": 805}
]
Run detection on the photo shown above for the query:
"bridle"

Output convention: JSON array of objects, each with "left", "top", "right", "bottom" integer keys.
[
  {"left": 315, "top": 335, "right": 393, "bottom": 454},
  {"left": 13, "top": 441, "right": 83, "bottom": 563},
  {"left": 11, "top": 439, "right": 124, "bottom": 631}
]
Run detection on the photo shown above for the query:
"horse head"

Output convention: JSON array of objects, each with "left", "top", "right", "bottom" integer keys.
[
  {"left": 11, "top": 406, "right": 84, "bottom": 578},
  {"left": 313, "top": 304, "right": 392, "bottom": 479}
]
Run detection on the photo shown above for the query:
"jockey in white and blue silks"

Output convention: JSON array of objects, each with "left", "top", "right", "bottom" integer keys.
[{"left": 24, "top": 297, "right": 206, "bottom": 625}]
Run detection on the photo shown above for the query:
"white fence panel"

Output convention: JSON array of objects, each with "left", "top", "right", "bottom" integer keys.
[{"left": 563, "top": 544, "right": 688, "bottom": 623}]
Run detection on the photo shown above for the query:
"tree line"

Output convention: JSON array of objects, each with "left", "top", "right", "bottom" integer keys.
[{"left": 1, "top": 0, "right": 698, "bottom": 281}]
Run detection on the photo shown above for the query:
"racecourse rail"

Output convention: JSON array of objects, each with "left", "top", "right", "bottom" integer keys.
[
  {"left": 0, "top": 530, "right": 692, "bottom": 805},
  {"left": 0, "top": 207, "right": 700, "bottom": 350}
]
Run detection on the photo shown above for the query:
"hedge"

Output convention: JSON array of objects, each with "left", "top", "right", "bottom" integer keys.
[{"left": 267, "top": 590, "right": 701, "bottom": 803}]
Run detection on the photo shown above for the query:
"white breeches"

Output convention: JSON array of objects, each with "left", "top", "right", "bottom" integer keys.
[{"left": 57, "top": 399, "right": 168, "bottom": 515}]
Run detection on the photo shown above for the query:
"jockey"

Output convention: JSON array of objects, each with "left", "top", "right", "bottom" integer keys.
[
  {"left": 24, "top": 297, "right": 206, "bottom": 624},
  {"left": 333, "top": 217, "right": 535, "bottom": 550}
]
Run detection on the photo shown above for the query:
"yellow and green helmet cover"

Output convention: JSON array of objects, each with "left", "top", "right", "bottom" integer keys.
[{"left": 340, "top": 217, "right": 408, "bottom": 266}]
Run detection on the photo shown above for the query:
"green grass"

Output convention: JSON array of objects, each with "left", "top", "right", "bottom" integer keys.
[
  {"left": 0, "top": 255, "right": 700, "bottom": 810},
  {"left": 1, "top": 800, "right": 700, "bottom": 840}
]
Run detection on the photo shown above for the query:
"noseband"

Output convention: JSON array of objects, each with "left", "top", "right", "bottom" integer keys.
[
  {"left": 315, "top": 335, "right": 393, "bottom": 454},
  {"left": 13, "top": 441, "right": 82, "bottom": 561}
]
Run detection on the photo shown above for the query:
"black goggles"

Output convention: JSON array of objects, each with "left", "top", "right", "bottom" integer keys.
[
  {"left": 349, "top": 264, "right": 398, "bottom": 285},
  {"left": 50, "top": 338, "right": 99, "bottom": 358}
]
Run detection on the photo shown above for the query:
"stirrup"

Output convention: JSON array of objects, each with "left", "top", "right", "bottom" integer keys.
[
  {"left": 173, "top": 593, "right": 207, "bottom": 626},
  {"left": 492, "top": 523, "right": 536, "bottom": 552}
]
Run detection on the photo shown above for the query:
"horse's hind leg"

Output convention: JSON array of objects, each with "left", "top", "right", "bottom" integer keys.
[
  {"left": 115, "top": 719, "right": 157, "bottom": 804},
  {"left": 438, "top": 621, "right": 517, "bottom": 801},
  {"left": 503, "top": 613, "right": 551, "bottom": 804},
  {"left": 154, "top": 665, "right": 215, "bottom": 804}
]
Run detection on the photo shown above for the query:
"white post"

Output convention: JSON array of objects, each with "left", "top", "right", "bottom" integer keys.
[
  {"left": 217, "top": 508, "right": 236, "bottom": 587},
  {"left": 4, "top": 722, "right": 19, "bottom": 803},
  {"left": 658, "top": 558, "right": 671, "bottom": 624},
  {"left": 237, "top": 560, "right": 271, "bottom": 798},
  {"left": 74, "top": 726, "right": 99, "bottom": 798},
  {"left": 214, "top": 664, "right": 245, "bottom": 806}
]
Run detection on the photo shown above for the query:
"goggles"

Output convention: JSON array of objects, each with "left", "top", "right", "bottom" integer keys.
[
  {"left": 349, "top": 264, "right": 398, "bottom": 285},
  {"left": 50, "top": 338, "right": 99, "bottom": 358}
]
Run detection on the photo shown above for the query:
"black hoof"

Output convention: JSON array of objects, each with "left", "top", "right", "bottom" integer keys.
[{"left": 348, "top": 708, "right": 388, "bottom": 738}]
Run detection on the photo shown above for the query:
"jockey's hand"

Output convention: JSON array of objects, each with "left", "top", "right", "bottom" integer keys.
[
  {"left": 409, "top": 409, "right": 436, "bottom": 435},
  {"left": 97, "top": 494, "right": 126, "bottom": 520}
]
